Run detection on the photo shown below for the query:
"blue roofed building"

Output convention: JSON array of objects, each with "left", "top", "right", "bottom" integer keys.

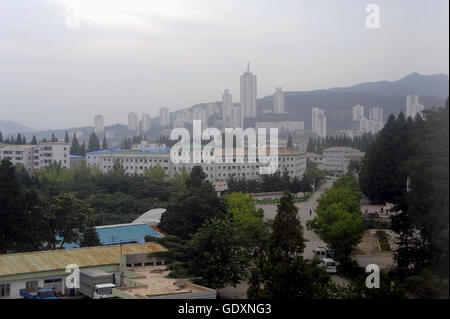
[{"left": 59, "top": 223, "right": 164, "bottom": 249}]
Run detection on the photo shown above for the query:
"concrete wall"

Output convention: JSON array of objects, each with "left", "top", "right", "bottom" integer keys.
[
  {"left": 125, "top": 253, "right": 166, "bottom": 267},
  {"left": 0, "top": 264, "right": 119, "bottom": 299}
]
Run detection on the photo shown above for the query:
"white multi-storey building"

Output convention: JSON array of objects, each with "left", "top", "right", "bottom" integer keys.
[
  {"left": 406, "top": 94, "right": 424, "bottom": 119},
  {"left": 352, "top": 105, "right": 365, "bottom": 121},
  {"left": 222, "top": 89, "right": 233, "bottom": 126},
  {"left": 316, "top": 110, "right": 327, "bottom": 138},
  {"left": 369, "top": 107, "right": 383, "bottom": 122},
  {"left": 323, "top": 146, "right": 365, "bottom": 175},
  {"left": 240, "top": 64, "right": 257, "bottom": 118},
  {"left": 255, "top": 121, "right": 304, "bottom": 135},
  {"left": 141, "top": 113, "right": 151, "bottom": 133},
  {"left": 359, "top": 117, "right": 384, "bottom": 134},
  {"left": 0, "top": 142, "right": 70, "bottom": 172},
  {"left": 312, "top": 107, "right": 320, "bottom": 133},
  {"left": 128, "top": 112, "right": 138, "bottom": 133},
  {"left": 159, "top": 107, "right": 170, "bottom": 128},
  {"left": 231, "top": 106, "right": 243, "bottom": 128},
  {"left": 192, "top": 107, "right": 209, "bottom": 131},
  {"left": 273, "top": 87, "right": 285, "bottom": 114},
  {"left": 94, "top": 115, "right": 104, "bottom": 133},
  {"left": 174, "top": 110, "right": 191, "bottom": 128},
  {"left": 86, "top": 146, "right": 307, "bottom": 182}
]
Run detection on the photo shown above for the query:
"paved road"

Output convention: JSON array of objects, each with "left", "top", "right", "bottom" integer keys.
[
  {"left": 256, "top": 178, "right": 334, "bottom": 260},
  {"left": 219, "top": 179, "right": 350, "bottom": 298},
  {"left": 256, "top": 178, "right": 350, "bottom": 286}
]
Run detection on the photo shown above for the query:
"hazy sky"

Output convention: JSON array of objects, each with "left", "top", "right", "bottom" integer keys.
[{"left": 0, "top": 0, "right": 448, "bottom": 130}]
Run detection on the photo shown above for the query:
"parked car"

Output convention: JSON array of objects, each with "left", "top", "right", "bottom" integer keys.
[
  {"left": 312, "top": 247, "right": 334, "bottom": 259},
  {"left": 320, "top": 258, "right": 337, "bottom": 273}
]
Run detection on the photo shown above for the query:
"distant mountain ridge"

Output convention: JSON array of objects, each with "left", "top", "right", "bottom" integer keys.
[
  {"left": 326, "top": 73, "right": 449, "bottom": 98},
  {"left": 255, "top": 72, "right": 448, "bottom": 133},
  {"left": 0, "top": 120, "right": 34, "bottom": 135},
  {"left": 2, "top": 72, "right": 448, "bottom": 139}
]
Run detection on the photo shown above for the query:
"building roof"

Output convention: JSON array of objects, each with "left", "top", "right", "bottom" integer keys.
[
  {"left": 132, "top": 209, "right": 166, "bottom": 226},
  {"left": 0, "top": 144, "right": 35, "bottom": 150},
  {"left": 305, "top": 152, "right": 322, "bottom": 158},
  {"left": 88, "top": 146, "right": 304, "bottom": 157},
  {"left": 87, "top": 147, "right": 169, "bottom": 155},
  {"left": 115, "top": 267, "right": 215, "bottom": 299},
  {"left": 0, "top": 242, "right": 166, "bottom": 277},
  {"left": 95, "top": 224, "right": 163, "bottom": 245},
  {"left": 324, "top": 146, "right": 363, "bottom": 153},
  {"left": 61, "top": 223, "right": 164, "bottom": 249}
]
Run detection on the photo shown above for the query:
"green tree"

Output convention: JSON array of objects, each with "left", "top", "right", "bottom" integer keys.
[
  {"left": 80, "top": 142, "right": 87, "bottom": 156},
  {"left": 225, "top": 192, "right": 265, "bottom": 246},
  {"left": 149, "top": 217, "right": 251, "bottom": 291},
  {"left": 64, "top": 131, "right": 69, "bottom": 143},
  {"left": 80, "top": 226, "right": 101, "bottom": 247},
  {"left": 87, "top": 132, "right": 101, "bottom": 152},
  {"left": 30, "top": 135, "right": 38, "bottom": 145},
  {"left": 392, "top": 103, "right": 449, "bottom": 285},
  {"left": 159, "top": 166, "right": 227, "bottom": 239},
  {"left": 145, "top": 165, "right": 166, "bottom": 183},
  {"left": 101, "top": 135, "right": 108, "bottom": 149},
  {"left": 45, "top": 192, "right": 93, "bottom": 248},
  {"left": 307, "top": 176, "right": 364, "bottom": 263},
  {"left": 0, "top": 160, "right": 27, "bottom": 253},
  {"left": 70, "top": 133, "right": 80, "bottom": 155},
  {"left": 286, "top": 134, "right": 293, "bottom": 148},
  {"left": 359, "top": 113, "right": 409, "bottom": 203},
  {"left": 16, "top": 134, "right": 23, "bottom": 145},
  {"left": 248, "top": 191, "right": 333, "bottom": 299},
  {"left": 185, "top": 217, "right": 250, "bottom": 289}
]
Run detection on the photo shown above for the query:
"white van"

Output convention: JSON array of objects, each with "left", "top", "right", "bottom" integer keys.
[
  {"left": 312, "top": 247, "right": 327, "bottom": 258},
  {"left": 320, "top": 258, "right": 337, "bottom": 273}
]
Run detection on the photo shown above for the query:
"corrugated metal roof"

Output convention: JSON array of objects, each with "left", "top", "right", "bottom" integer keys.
[{"left": 0, "top": 242, "right": 166, "bottom": 277}]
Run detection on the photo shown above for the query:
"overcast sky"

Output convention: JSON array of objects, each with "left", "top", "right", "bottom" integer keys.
[{"left": 0, "top": 0, "right": 448, "bottom": 130}]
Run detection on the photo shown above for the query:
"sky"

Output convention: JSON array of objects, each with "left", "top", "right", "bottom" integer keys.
[{"left": 0, "top": 0, "right": 448, "bottom": 130}]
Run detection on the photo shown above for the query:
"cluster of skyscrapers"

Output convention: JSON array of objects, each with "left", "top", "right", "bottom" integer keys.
[
  {"left": 126, "top": 112, "right": 152, "bottom": 134},
  {"left": 94, "top": 64, "right": 330, "bottom": 139},
  {"left": 352, "top": 104, "right": 384, "bottom": 134},
  {"left": 172, "top": 64, "right": 286, "bottom": 131}
]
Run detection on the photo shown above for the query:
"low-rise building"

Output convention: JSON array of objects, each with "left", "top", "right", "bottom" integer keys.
[
  {"left": 0, "top": 242, "right": 166, "bottom": 299},
  {"left": 60, "top": 223, "right": 164, "bottom": 249},
  {"left": 86, "top": 146, "right": 307, "bottom": 183},
  {"left": 114, "top": 267, "right": 216, "bottom": 299},
  {"left": 322, "top": 146, "right": 365, "bottom": 175},
  {"left": 255, "top": 121, "right": 304, "bottom": 135}
]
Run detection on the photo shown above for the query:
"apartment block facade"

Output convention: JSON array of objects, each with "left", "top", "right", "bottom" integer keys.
[
  {"left": 86, "top": 147, "right": 307, "bottom": 182},
  {"left": 0, "top": 142, "right": 70, "bottom": 172}
]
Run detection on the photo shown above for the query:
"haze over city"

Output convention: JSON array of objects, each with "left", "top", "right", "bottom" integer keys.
[{"left": 0, "top": 0, "right": 448, "bottom": 130}]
